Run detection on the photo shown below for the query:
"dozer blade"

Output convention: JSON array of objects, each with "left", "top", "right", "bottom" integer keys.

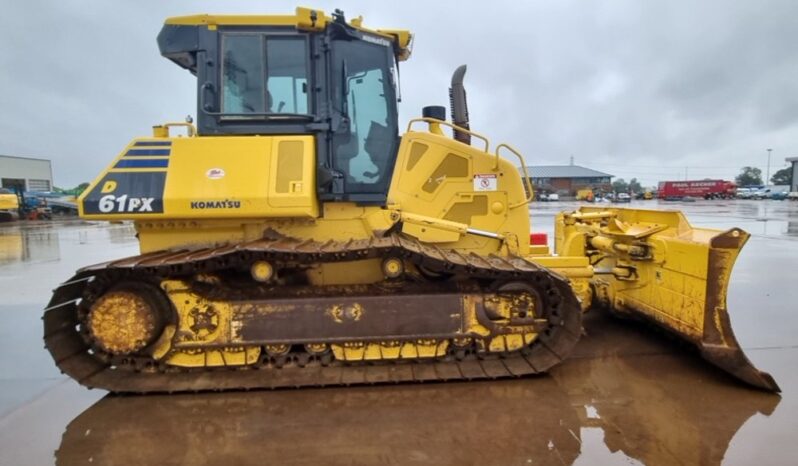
[
  {"left": 699, "top": 229, "right": 780, "bottom": 391},
  {"left": 571, "top": 209, "right": 780, "bottom": 392}
]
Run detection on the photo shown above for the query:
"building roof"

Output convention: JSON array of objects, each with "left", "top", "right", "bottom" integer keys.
[
  {"left": 0, "top": 154, "right": 52, "bottom": 163},
  {"left": 518, "top": 165, "right": 613, "bottom": 179},
  {"left": 786, "top": 157, "right": 798, "bottom": 162}
]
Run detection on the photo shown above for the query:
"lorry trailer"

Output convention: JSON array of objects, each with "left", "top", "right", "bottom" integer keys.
[{"left": 658, "top": 180, "right": 736, "bottom": 200}]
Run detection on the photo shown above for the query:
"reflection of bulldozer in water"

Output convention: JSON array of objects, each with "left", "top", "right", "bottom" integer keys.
[
  {"left": 55, "top": 312, "right": 778, "bottom": 466},
  {"left": 552, "top": 311, "right": 779, "bottom": 466},
  {"left": 56, "top": 381, "right": 582, "bottom": 466},
  {"left": 0, "top": 227, "right": 61, "bottom": 264},
  {"left": 0, "top": 233, "right": 23, "bottom": 263},
  {"left": 44, "top": 7, "right": 778, "bottom": 394}
]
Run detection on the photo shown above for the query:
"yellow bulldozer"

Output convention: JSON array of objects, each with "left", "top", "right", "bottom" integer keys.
[
  {"left": 44, "top": 8, "right": 778, "bottom": 393},
  {"left": 0, "top": 188, "right": 20, "bottom": 222}
]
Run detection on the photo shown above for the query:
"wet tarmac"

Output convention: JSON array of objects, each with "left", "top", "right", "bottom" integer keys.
[{"left": 0, "top": 200, "right": 796, "bottom": 465}]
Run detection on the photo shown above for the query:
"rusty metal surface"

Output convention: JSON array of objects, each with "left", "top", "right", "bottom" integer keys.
[
  {"left": 235, "top": 292, "right": 465, "bottom": 342},
  {"left": 611, "top": 227, "right": 780, "bottom": 392},
  {"left": 43, "top": 234, "right": 583, "bottom": 393},
  {"left": 86, "top": 286, "right": 160, "bottom": 354},
  {"left": 699, "top": 229, "right": 780, "bottom": 391}
]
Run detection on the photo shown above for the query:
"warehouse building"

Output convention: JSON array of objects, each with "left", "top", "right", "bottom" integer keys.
[
  {"left": 0, "top": 155, "right": 53, "bottom": 193},
  {"left": 518, "top": 165, "right": 613, "bottom": 196},
  {"left": 787, "top": 157, "right": 798, "bottom": 192}
]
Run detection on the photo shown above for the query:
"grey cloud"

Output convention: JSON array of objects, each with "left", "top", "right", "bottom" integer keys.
[{"left": 1, "top": 0, "right": 796, "bottom": 188}]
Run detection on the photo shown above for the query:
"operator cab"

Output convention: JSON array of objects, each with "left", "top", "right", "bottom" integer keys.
[{"left": 157, "top": 8, "right": 412, "bottom": 204}]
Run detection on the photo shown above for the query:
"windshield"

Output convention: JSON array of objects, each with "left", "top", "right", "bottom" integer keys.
[
  {"left": 221, "top": 34, "right": 309, "bottom": 116},
  {"left": 331, "top": 38, "right": 398, "bottom": 194}
]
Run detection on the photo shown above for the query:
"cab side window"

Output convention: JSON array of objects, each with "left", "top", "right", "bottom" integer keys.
[
  {"left": 221, "top": 34, "right": 309, "bottom": 115},
  {"left": 222, "top": 34, "right": 265, "bottom": 113},
  {"left": 266, "top": 38, "right": 308, "bottom": 114}
]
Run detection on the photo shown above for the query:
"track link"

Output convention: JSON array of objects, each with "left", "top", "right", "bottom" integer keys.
[{"left": 43, "top": 235, "right": 582, "bottom": 393}]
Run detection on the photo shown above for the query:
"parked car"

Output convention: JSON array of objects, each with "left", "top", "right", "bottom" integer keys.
[
  {"left": 788, "top": 192, "right": 798, "bottom": 201},
  {"left": 613, "top": 193, "right": 631, "bottom": 203},
  {"left": 736, "top": 188, "right": 754, "bottom": 199},
  {"left": 753, "top": 186, "right": 790, "bottom": 200}
]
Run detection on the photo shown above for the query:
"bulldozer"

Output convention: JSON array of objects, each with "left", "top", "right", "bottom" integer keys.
[
  {"left": 0, "top": 188, "right": 20, "bottom": 222},
  {"left": 44, "top": 7, "right": 778, "bottom": 393}
]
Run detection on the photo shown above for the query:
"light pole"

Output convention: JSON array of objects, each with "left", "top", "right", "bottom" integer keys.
[{"left": 766, "top": 148, "right": 772, "bottom": 185}]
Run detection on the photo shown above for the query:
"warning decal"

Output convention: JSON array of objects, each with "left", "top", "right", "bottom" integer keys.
[{"left": 473, "top": 174, "right": 498, "bottom": 191}]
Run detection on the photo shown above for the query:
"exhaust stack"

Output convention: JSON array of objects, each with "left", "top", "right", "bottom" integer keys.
[{"left": 449, "top": 65, "right": 471, "bottom": 145}]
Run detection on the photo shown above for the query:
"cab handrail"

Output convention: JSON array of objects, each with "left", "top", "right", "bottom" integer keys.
[{"left": 496, "top": 143, "right": 534, "bottom": 209}]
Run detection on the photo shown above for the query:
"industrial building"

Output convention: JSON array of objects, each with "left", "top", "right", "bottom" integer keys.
[
  {"left": 787, "top": 157, "right": 798, "bottom": 192},
  {"left": 0, "top": 155, "right": 53, "bottom": 193},
  {"left": 518, "top": 164, "right": 613, "bottom": 196}
]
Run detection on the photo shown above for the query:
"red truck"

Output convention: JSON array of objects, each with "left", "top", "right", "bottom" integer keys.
[{"left": 657, "top": 180, "right": 736, "bottom": 200}]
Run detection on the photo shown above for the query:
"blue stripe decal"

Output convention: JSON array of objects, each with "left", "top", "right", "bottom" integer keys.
[
  {"left": 134, "top": 141, "right": 172, "bottom": 147},
  {"left": 125, "top": 149, "right": 171, "bottom": 156},
  {"left": 114, "top": 159, "right": 169, "bottom": 169}
]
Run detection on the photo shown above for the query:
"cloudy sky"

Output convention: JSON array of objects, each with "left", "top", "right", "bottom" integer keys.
[{"left": 2, "top": 0, "right": 797, "bottom": 188}]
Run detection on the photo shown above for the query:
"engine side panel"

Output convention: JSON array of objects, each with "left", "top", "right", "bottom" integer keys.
[
  {"left": 387, "top": 131, "right": 531, "bottom": 255},
  {"left": 79, "top": 135, "right": 319, "bottom": 220}
]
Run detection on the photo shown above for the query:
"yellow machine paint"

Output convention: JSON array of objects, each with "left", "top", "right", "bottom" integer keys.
[
  {"left": 576, "top": 189, "right": 594, "bottom": 202},
  {"left": 0, "top": 190, "right": 19, "bottom": 221},
  {"left": 149, "top": 277, "right": 538, "bottom": 368},
  {"left": 163, "top": 7, "right": 413, "bottom": 61},
  {"left": 552, "top": 207, "right": 777, "bottom": 390},
  {"left": 0, "top": 193, "right": 19, "bottom": 211},
  {"left": 79, "top": 123, "right": 530, "bottom": 257},
  {"left": 79, "top": 135, "right": 319, "bottom": 221},
  {"left": 48, "top": 7, "right": 778, "bottom": 393}
]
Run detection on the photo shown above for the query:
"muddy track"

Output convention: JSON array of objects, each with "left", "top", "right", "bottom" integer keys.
[{"left": 43, "top": 235, "right": 582, "bottom": 393}]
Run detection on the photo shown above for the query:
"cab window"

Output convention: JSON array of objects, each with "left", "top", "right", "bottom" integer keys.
[
  {"left": 331, "top": 39, "right": 398, "bottom": 193},
  {"left": 221, "top": 34, "right": 309, "bottom": 115}
]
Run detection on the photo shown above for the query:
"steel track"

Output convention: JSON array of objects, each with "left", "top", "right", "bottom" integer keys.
[{"left": 43, "top": 235, "right": 582, "bottom": 393}]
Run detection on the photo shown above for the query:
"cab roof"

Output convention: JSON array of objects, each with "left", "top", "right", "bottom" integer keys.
[{"left": 164, "top": 7, "right": 413, "bottom": 61}]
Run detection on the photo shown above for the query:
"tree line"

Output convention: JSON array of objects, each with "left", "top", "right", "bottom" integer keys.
[
  {"left": 609, "top": 166, "right": 792, "bottom": 194},
  {"left": 735, "top": 166, "right": 792, "bottom": 186}
]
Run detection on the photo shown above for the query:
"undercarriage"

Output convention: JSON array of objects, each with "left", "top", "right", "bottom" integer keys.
[{"left": 44, "top": 235, "right": 582, "bottom": 393}]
